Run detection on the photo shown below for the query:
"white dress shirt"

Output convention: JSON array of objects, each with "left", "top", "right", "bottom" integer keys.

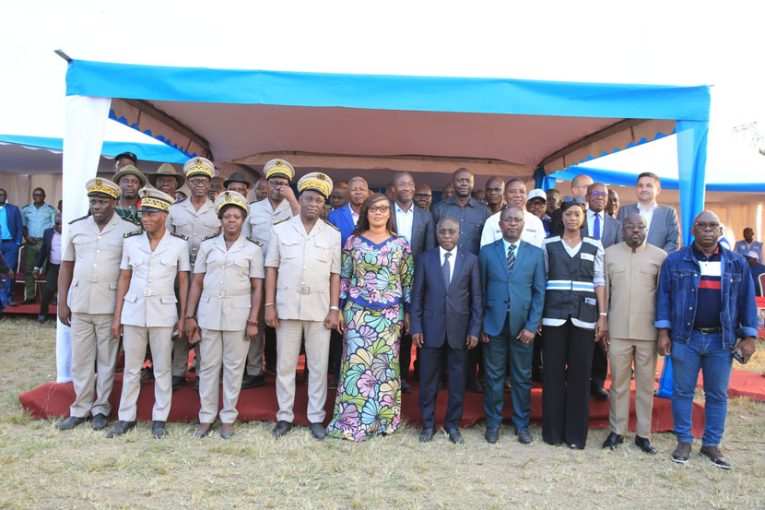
[
  {"left": 637, "top": 202, "right": 657, "bottom": 233},
  {"left": 439, "top": 246, "right": 457, "bottom": 283},
  {"left": 586, "top": 209, "right": 605, "bottom": 239},
  {"left": 394, "top": 202, "right": 414, "bottom": 244},
  {"left": 480, "top": 209, "right": 545, "bottom": 248}
]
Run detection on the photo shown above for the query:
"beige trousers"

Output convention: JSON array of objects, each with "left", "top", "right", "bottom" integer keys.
[
  {"left": 244, "top": 305, "right": 265, "bottom": 376},
  {"left": 198, "top": 329, "right": 250, "bottom": 424},
  {"left": 69, "top": 313, "right": 119, "bottom": 418},
  {"left": 275, "top": 320, "right": 330, "bottom": 423},
  {"left": 608, "top": 337, "right": 658, "bottom": 438},
  {"left": 118, "top": 325, "right": 174, "bottom": 422}
]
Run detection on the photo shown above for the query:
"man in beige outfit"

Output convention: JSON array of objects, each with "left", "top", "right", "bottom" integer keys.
[
  {"left": 55, "top": 178, "right": 136, "bottom": 431},
  {"left": 265, "top": 172, "right": 341, "bottom": 440},
  {"left": 602, "top": 213, "right": 667, "bottom": 454}
]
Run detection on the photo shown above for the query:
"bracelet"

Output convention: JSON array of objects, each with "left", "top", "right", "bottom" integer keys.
[
  {"left": 247, "top": 319, "right": 258, "bottom": 325},
  {"left": 599, "top": 312, "right": 608, "bottom": 317},
  {"left": 264, "top": 302, "right": 274, "bottom": 307},
  {"left": 329, "top": 306, "right": 340, "bottom": 311}
]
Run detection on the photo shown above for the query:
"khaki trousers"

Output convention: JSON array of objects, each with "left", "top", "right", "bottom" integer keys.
[
  {"left": 118, "top": 325, "right": 174, "bottom": 421},
  {"left": 275, "top": 320, "right": 330, "bottom": 423},
  {"left": 198, "top": 329, "right": 250, "bottom": 424},
  {"left": 244, "top": 305, "right": 265, "bottom": 376},
  {"left": 608, "top": 337, "right": 658, "bottom": 438},
  {"left": 69, "top": 313, "right": 118, "bottom": 418}
]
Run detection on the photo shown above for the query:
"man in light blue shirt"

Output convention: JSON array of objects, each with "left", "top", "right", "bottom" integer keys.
[{"left": 21, "top": 187, "right": 57, "bottom": 303}]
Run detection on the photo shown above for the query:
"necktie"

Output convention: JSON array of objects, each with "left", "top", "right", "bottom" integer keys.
[
  {"left": 507, "top": 245, "right": 516, "bottom": 273},
  {"left": 593, "top": 213, "right": 601, "bottom": 240},
  {"left": 442, "top": 252, "right": 452, "bottom": 288}
]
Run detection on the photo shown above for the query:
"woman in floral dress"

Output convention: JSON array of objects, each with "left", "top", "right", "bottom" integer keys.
[{"left": 327, "top": 193, "right": 414, "bottom": 441}]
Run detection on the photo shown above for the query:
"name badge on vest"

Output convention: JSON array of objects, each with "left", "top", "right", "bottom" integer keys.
[
  {"left": 584, "top": 297, "right": 597, "bottom": 306},
  {"left": 580, "top": 253, "right": 595, "bottom": 262}
]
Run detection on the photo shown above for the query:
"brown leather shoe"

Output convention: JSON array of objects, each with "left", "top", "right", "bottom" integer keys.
[
  {"left": 700, "top": 445, "right": 731, "bottom": 470},
  {"left": 671, "top": 441, "right": 692, "bottom": 464}
]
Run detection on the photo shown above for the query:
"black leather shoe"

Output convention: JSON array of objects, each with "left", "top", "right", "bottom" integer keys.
[
  {"left": 467, "top": 378, "right": 484, "bottom": 393},
  {"left": 635, "top": 436, "right": 657, "bottom": 455},
  {"left": 220, "top": 424, "right": 235, "bottom": 440},
  {"left": 401, "top": 379, "right": 412, "bottom": 393},
  {"left": 151, "top": 421, "right": 168, "bottom": 439},
  {"left": 106, "top": 420, "right": 136, "bottom": 438},
  {"left": 602, "top": 432, "right": 624, "bottom": 450},
  {"left": 700, "top": 445, "right": 731, "bottom": 469},
  {"left": 92, "top": 413, "right": 109, "bottom": 431},
  {"left": 591, "top": 384, "right": 609, "bottom": 401},
  {"left": 445, "top": 427, "right": 464, "bottom": 444},
  {"left": 419, "top": 428, "right": 435, "bottom": 442},
  {"left": 516, "top": 428, "right": 532, "bottom": 445},
  {"left": 531, "top": 370, "right": 544, "bottom": 383},
  {"left": 484, "top": 427, "right": 499, "bottom": 444},
  {"left": 172, "top": 376, "right": 185, "bottom": 391},
  {"left": 241, "top": 374, "right": 265, "bottom": 389},
  {"left": 309, "top": 422, "right": 327, "bottom": 440},
  {"left": 194, "top": 423, "right": 213, "bottom": 439},
  {"left": 55, "top": 415, "right": 86, "bottom": 431},
  {"left": 272, "top": 420, "right": 293, "bottom": 438}
]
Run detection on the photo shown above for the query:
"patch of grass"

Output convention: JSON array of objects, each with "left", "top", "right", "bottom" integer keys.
[{"left": 0, "top": 316, "right": 764, "bottom": 508}]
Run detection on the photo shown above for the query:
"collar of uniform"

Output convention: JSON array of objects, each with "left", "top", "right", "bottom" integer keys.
[
  {"left": 182, "top": 196, "right": 214, "bottom": 214},
  {"left": 139, "top": 229, "right": 172, "bottom": 253},
  {"left": 213, "top": 234, "right": 244, "bottom": 252},
  {"left": 88, "top": 211, "right": 121, "bottom": 232}
]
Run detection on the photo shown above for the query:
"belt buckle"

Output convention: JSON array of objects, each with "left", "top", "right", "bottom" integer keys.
[
  {"left": 143, "top": 288, "right": 151, "bottom": 297},
  {"left": 300, "top": 286, "right": 311, "bottom": 295},
  {"left": 218, "top": 290, "right": 226, "bottom": 298}
]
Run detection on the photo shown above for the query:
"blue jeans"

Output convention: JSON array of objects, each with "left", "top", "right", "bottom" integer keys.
[{"left": 671, "top": 331, "right": 732, "bottom": 446}]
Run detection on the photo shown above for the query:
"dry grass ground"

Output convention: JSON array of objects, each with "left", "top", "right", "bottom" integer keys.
[{"left": 1, "top": 316, "right": 764, "bottom": 509}]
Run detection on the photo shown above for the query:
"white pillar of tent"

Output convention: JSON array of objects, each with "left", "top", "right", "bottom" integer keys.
[{"left": 56, "top": 95, "right": 111, "bottom": 383}]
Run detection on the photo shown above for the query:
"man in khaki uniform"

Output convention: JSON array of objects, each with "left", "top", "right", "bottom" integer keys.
[
  {"left": 265, "top": 172, "right": 341, "bottom": 440},
  {"left": 243, "top": 159, "right": 300, "bottom": 388},
  {"left": 602, "top": 213, "right": 667, "bottom": 454},
  {"left": 55, "top": 178, "right": 136, "bottom": 431},
  {"left": 166, "top": 157, "right": 220, "bottom": 389},
  {"left": 107, "top": 188, "right": 190, "bottom": 439}
]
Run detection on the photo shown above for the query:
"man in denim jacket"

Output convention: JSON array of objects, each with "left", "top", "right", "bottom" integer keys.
[{"left": 656, "top": 211, "right": 757, "bottom": 469}]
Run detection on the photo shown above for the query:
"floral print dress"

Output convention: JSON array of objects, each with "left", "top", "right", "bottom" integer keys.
[{"left": 326, "top": 234, "right": 414, "bottom": 441}]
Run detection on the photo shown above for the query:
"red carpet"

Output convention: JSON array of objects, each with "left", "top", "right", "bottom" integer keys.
[
  {"left": 724, "top": 370, "right": 765, "bottom": 402},
  {"left": 19, "top": 371, "right": 707, "bottom": 436}
]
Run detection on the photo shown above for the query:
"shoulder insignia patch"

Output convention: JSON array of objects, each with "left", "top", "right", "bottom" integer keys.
[
  {"left": 68, "top": 214, "right": 89, "bottom": 225},
  {"left": 171, "top": 232, "right": 190, "bottom": 241},
  {"left": 324, "top": 221, "right": 339, "bottom": 232},
  {"left": 246, "top": 236, "right": 263, "bottom": 246},
  {"left": 274, "top": 217, "right": 290, "bottom": 225},
  {"left": 124, "top": 228, "right": 143, "bottom": 238},
  {"left": 202, "top": 232, "right": 219, "bottom": 242}
]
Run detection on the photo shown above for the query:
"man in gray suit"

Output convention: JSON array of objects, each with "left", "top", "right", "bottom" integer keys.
[
  {"left": 585, "top": 182, "right": 622, "bottom": 400},
  {"left": 617, "top": 172, "right": 680, "bottom": 252},
  {"left": 392, "top": 171, "right": 435, "bottom": 391}
]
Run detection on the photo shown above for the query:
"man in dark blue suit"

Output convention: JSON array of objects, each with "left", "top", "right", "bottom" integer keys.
[
  {"left": 411, "top": 217, "right": 482, "bottom": 444},
  {"left": 326, "top": 176, "right": 369, "bottom": 387},
  {"left": 0, "top": 188, "right": 24, "bottom": 306},
  {"left": 479, "top": 206, "right": 546, "bottom": 444}
]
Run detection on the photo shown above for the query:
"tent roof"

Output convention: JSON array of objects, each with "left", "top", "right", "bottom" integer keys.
[
  {"left": 65, "top": 59, "right": 710, "bottom": 183},
  {"left": 0, "top": 134, "right": 187, "bottom": 174}
]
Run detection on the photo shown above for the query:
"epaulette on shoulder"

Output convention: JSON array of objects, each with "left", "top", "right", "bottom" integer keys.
[
  {"left": 246, "top": 236, "right": 263, "bottom": 246},
  {"left": 171, "top": 232, "right": 189, "bottom": 241},
  {"left": 324, "top": 221, "right": 339, "bottom": 232},
  {"left": 68, "top": 214, "right": 89, "bottom": 225},
  {"left": 202, "top": 232, "right": 219, "bottom": 242},
  {"left": 124, "top": 228, "right": 143, "bottom": 238},
  {"left": 274, "top": 217, "right": 290, "bottom": 226}
]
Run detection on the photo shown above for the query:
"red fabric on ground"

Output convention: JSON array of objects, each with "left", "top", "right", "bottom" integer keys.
[{"left": 19, "top": 372, "right": 707, "bottom": 436}]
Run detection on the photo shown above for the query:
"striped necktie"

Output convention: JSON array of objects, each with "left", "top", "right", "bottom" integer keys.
[{"left": 507, "top": 244, "right": 516, "bottom": 273}]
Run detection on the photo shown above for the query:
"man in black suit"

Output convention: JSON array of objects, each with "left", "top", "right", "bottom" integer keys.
[
  {"left": 32, "top": 213, "right": 62, "bottom": 324},
  {"left": 411, "top": 217, "right": 482, "bottom": 444},
  {"left": 391, "top": 171, "right": 435, "bottom": 392},
  {"left": 584, "top": 183, "right": 622, "bottom": 400}
]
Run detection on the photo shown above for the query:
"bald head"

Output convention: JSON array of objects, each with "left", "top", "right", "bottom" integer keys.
[
  {"left": 571, "top": 174, "right": 593, "bottom": 198},
  {"left": 691, "top": 210, "right": 722, "bottom": 251}
]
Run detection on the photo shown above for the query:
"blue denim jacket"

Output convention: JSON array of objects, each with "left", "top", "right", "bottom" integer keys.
[{"left": 655, "top": 243, "right": 757, "bottom": 349}]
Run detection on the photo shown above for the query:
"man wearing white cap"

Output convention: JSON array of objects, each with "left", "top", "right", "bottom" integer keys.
[
  {"left": 107, "top": 188, "right": 190, "bottom": 439},
  {"left": 480, "top": 178, "right": 546, "bottom": 249},
  {"left": 243, "top": 159, "right": 300, "bottom": 388},
  {"left": 744, "top": 250, "right": 765, "bottom": 297},
  {"left": 55, "top": 178, "right": 136, "bottom": 432},
  {"left": 265, "top": 172, "right": 341, "bottom": 440},
  {"left": 166, "top": 157, "right": 221, "bottom": 390},
  {"left": 525, "top": 188, "right": 550, "bottom": 236}
]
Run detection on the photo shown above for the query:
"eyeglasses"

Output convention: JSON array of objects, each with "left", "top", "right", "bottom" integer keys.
[
  {"left": 562, "top": 195, "right": 585, "bottom": 204},
  {"left": 369, "top": 205, "right": 390, "bottom": 213},
  {"left": 694, "top": 222, "right": 720, "bottom": 230}
]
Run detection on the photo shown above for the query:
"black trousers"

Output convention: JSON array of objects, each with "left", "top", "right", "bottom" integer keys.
[
  {"left": 328, "top": 329, "right": 343, "bottom": 379},
  {"left": 591, "top": 342, "right": 608, "bottom": 388},
  {"left": 39, "top": 263, "right": 59, "bottom": 316},
  {"left": 542, "top": 320, "right": 595, "bottom": 448},
  {"left": 400, "top": 333, "right": 413, "bottom": 380},
  {"left": 419, "top": 344, "right": 466, "bottom": 430},
  {"left": 264, "top": 325, "right": 277, "bottom": 371}
]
